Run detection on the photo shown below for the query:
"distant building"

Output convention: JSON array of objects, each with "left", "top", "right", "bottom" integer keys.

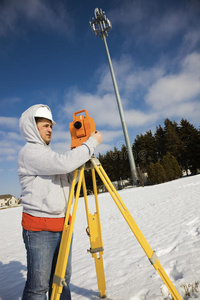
[
  {"left": 98, "top": 178, "right": 132, "bottom": 193},
  {"left": 0, "top": 194, "right": 19, "bottom": 207}
]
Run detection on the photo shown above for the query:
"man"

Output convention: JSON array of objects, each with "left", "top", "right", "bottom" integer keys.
[{"left": 18, "top": 104, "right": 102, "bottom": 300}]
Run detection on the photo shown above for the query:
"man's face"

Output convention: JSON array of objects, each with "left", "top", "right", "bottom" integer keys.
[{"left": 36, "top": 118, "right": 53, "bottom": 145}]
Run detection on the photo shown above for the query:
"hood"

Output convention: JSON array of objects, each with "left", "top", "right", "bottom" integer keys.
[{"left": 19, "top": 104, "right": 53, "bottom": 145}]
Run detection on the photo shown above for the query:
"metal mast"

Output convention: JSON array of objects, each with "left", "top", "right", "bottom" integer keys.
[{"left": 90, "top": 8, "right": 138, "bottom": 185}]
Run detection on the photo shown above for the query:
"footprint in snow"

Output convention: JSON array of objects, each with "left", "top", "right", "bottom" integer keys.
[{"left": 169, "top": 262, "right": 183, "bottom": 281}]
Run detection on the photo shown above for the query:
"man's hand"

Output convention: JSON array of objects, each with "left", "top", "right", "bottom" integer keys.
[{"left": 90, "top": 131, "right": 102, "bottom": 145}]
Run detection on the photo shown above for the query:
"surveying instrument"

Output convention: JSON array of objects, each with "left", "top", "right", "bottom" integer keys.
[{"left": 50, "top": 110, "right": 182, "bottom": 300}]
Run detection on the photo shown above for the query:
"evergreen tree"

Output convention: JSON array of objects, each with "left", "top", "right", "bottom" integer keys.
[
  {"left": 132, "top": 130, "right": 157, "bottom": 170},
  {"left": 161, "top": 153, "right": 173, "bottom": 181},
  {"left": 154, "top": 161, "right": 167, "bottom": 183},
  {"left": 164, "top": 119, "right": 181, "bottom": 161},
  {"left": 147, "top": 162, "right": 166, "bottom": 184},
  {"left": 155, "top": 125, "right": 166, "bottom": 160},
  {"left": 119, "top": 144, "right": 131, "bottom": 179},
  {"left": 83, "top": 170, "right": 93, "bottom": 194},
  {"left": 179, "top": 119, "right": 200, "bottom": 174},
  {"left": 147, "top": 163, "right": 157, "bottom": 184},
  {"left": 98, "top": 118, "right": 199, "bottom": 185},
  {"left": 161, "top": 152, "right": 182, "bottom": 181},
  {"left": 101, "top": 150, "right": 116, "bottom": 181},
  {"left": 170, "top": 154, "right": 182, "bottom": 178},
  {"left": 110, "top": 147, "right": 120, "bottom": 180}
]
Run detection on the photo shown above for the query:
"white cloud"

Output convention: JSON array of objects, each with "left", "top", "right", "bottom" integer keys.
[
  {"left": 60, "top": 51, "right": 200, "bottom": 138},
  {"left": 0, "top": 117, "right": 19, "bottom": 129},
  {"left": 145, "top": 52, "right": 200, "bottom": 112},
  {"left": 125, "top": 110, "right": 158, "bottom": 127},
  {"left": 183, "top": 28, "right": 200, "bottom": 51},
  {"left": 0, "top": 147, "right": 18, "bottom": 162},
  {"left": 94, "top": 143, "right": 113, "bottom": 154},
  {"left": 110, "top": 0, "right": 200, "bottom": 49},
  {"left": 5, "top": 156, "right": 16, "bottom": 162},
  {"left": 51, "top": 142, "right": 70, "bottom": 154},
  {"left": 50, "top": 135, "right": 119, "bottom": 156},
  {"left": 97, "top": 56, "right": 165, "bottom": 97},
  {"left": 62, "top": 89, "right": 121, "bottom": 128},
  {"left": 0, "top": 147, "right": 16, "bottom": 156},
  {"left": 156, "top": 100, "right": 200, "bottom": 123},
  {"left": 98, "top": 130, "right": 123, "bottom": 143},
  {"left": 148, "top": 9, "right": 188, "bottom": 43},
  {"left": 0, "top": 0, "right": 74, "bottom": 38},
  {"left": 146, "top": 74, "right": 200, "bottom": 109},
  {"left": 0, "top": 136, "right": 23, "bottom": 163},
  {"left": 51, "top": 130, "right": 70, "bottom": 143},
  {"left": 182, "top": 52, "right": 200, "bottom": 76},
  {"left": 59, "top": 55, "right": 168, "bottom": 133},
  {"left": 0, "top": 97, "right": 21, "bottom": 107},
  {"left": 7, "top": 132, "right": 24, "bottom": 141}
]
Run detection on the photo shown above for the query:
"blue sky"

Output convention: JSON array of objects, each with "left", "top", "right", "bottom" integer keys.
[{"left": 0, "top": 0, "right": 200, "bottom": 198}]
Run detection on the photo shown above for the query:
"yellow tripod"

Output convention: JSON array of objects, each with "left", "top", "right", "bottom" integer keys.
[{"left": 50, "top": 155, "right": 182, "bottom": 300}]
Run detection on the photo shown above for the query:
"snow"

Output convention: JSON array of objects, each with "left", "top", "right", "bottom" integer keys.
[{"left": 0, "top": 174, "right": 200, "bottom": 300}]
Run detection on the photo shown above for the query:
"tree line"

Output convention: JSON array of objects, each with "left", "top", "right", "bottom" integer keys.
[{"left": 92, "top": 118, "right": 200, "bottom": 186}]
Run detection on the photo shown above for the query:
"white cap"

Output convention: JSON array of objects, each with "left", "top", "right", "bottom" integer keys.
[{"left": 35, "top": 106, "right": 56, "bottom": 125}]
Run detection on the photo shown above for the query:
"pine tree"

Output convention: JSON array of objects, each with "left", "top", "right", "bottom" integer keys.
[
  {"left": 161, "top": 152, "right": 182, "bottom": 181},
  {"left": 98, "top": 118, "right": 199, "bottom": 185},
  {"left": 154, "top": 161, "right": 167, "bottom": 183},
  {"left": 132, "top": 130, "right": 157, "bottom": 170},
  {"left": 155, "top": 125, "right": 166, "bottom": 160},
  {"left": 147, "top": 162, "right": 166, "bottom": 184},
  {"left": 179, "top": 119, "right": 200, "bottom": 174},
  {"left": 147, "top": 163, "right": 157, "bottom": 184},
  {"left": 161, "top": 152, "right": 174, "bottom": 181},
  {"left": 170, "top": 154, "right": 182, "bottom": 178},
  {"left": 102, "top": 150, "right": 117, "bottom": 181},
  {"left": 164, "top": 119, "right": 181, "bottom": 161},
  {"left": 120, "top": 144, "right": 131, "bottom": 179}
]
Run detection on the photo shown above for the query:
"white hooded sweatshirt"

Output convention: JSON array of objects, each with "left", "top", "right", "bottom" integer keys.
[{"left": 18, "top": 104, "right": 99, "bottom": 218}]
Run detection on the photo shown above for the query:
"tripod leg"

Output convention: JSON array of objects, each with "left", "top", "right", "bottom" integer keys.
[
  {"left": 51, "top": 167, "right": 84, "bottom": 300},
  {"left": 91, "top": 159, "right": 182, "bottom": 300},
  {"left": 82, "top": 171, "right": 106, "bottom": 298}
]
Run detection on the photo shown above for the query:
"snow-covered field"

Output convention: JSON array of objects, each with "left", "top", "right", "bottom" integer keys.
[{"left": 0, "top": 175, "right": 200, "bottom": 300}]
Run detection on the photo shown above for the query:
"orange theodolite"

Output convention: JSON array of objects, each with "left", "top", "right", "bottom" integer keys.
[{"left": 69, "top": 110, "right": 95, "bottom": 148}]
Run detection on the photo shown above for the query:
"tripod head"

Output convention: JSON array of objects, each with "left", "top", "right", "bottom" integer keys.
[{"left": 69, "top": 110, "right": 95, "bottom": 148}]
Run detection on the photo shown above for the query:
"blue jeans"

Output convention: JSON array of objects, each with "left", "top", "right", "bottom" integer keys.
[{"left": 22, "top": 229, "right": 72, "bottom": 300}]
